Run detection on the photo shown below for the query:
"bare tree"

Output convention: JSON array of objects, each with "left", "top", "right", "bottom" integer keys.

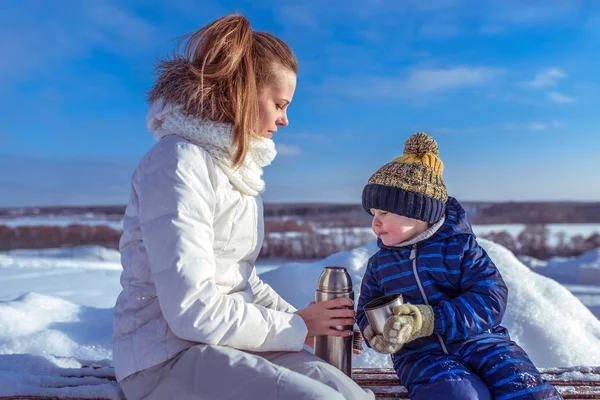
[{"left": 517, "top": 225, "right": 550, "bottom": 259}]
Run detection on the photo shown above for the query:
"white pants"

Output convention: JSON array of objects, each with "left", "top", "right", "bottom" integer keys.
[{"left": 119, "top": 344, "right": 374, "bottom": 400}]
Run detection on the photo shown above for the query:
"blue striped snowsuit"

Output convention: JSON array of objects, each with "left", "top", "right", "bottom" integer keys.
[{"left": 357, "top": 197, "right": 562, "bottom": 400}]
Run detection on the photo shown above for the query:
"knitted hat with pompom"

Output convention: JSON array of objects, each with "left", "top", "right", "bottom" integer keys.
[{"left": 362, "top": 132, "right": 448, "bottom": 224}]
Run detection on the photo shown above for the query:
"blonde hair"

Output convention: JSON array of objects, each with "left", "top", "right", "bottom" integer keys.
[{"left": 148, "top": 13, "right": 297, "bottom": 166}]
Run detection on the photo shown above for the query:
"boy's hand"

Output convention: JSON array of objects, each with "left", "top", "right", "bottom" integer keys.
[
  {"left": 363, "top": 325, "right": 403, "bottom": 354},
  {"left": 353, "top": 329, "right": 364, "bottom": 355},
  {"left": 383, "top": 304, "right": 435, "bottom": 345}
]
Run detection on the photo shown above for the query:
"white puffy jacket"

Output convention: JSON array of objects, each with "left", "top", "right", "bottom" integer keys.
[{"left": 112, "top": 134, "right": 308, "bottom": 382}]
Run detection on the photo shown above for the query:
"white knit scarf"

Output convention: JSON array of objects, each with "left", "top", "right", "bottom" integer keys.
[{"left": 146, "top": 100, "right": 277, "bottom": 196}]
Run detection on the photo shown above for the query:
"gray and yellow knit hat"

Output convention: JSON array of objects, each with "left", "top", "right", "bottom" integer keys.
[{"left": 362, "top": 132, "right": 448, "bottom": 224}]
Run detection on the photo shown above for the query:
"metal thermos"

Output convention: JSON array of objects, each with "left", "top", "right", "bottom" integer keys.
[{"left": 314, "top": 266, "right": 354, "bottom": 376}]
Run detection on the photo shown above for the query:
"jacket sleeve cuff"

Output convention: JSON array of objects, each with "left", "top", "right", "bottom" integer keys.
[
  {"left": 283, "top": 303, "right": 297, "bottom": 313},
  {"left": 432, "top": 305, "right": 446, "bottom": 335},
  {"left": 287, "top": 313, "right": 309, "bottom": 350}
]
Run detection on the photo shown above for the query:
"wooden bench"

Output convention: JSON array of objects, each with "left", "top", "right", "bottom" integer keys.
[
  {"left": 2, "top": 365, "right": 598, "bottom": 400},
  {"left": 352, "top": 367, "right": 600, "bottom": 399}
]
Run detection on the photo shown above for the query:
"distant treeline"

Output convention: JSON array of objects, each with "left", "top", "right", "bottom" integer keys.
[
  {"left": 1, "top": 221, "right": 599, "bottom": 261},
  {"left": 478, "top": 225, "right": 600, "bottom": 260},
  {"left": 3, "top": 201, "right": 600, "bottom": 224},
  {"left": 263, "top": 202, "right": 600, "bottom": 224},
  {"left": 0, "top": 205, "right": 126, "bottom": 218},
  {"left": 0, "top": 225, "right": 120, "bottom": 251},
  {"left": 2, "top": 201, "right": 600, "bottom": 259},
  {"left": 468, "top": 202, "right": 600, "bottom": 224}
]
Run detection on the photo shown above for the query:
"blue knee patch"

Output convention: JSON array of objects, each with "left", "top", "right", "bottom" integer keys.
[{"left": 411, "top": 376, "right": 492, "bottom": 400}]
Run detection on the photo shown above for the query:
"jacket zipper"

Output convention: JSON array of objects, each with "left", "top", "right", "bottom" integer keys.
[{"left": 410, "top": 244, "right": 449, "bottom": 355}]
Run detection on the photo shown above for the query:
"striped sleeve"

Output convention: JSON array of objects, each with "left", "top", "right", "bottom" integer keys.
[
  {"left": 432, "top": 236, "right": 508, "bottom": 341},
  {"left": 356, "top": 254, "right": 385, "bottom": 346}
]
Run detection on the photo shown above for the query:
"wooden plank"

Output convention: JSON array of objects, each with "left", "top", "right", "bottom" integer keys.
[
  {"left": 353, "top": 374, "right": 600, "bottom": 387},
  {"left": 353, "top": 367, "right": 600, "bottom": 400},
  {"left": 354, "top": 367, "right": 600, "bottom": 375},
  {"left": 357, "top": 388, "right": 600, "bottom": 400},
  {"left": 2, "top": 398, "right": 112, "bottom": 400},
  {"left": 2, "top": 366, "right": 598, "bottom": 400}
]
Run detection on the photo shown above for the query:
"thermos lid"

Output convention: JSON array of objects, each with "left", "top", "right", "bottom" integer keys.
[{"left": 317, "top": 266, "right": 352, "bottom": 292}]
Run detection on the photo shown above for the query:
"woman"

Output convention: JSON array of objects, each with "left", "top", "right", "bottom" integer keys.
[{"left": 113, "top": 13, "right": 374, "bottom": 400}]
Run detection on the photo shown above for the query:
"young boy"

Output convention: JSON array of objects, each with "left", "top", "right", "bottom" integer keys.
[{"left": 356, "top": 132, "right": 562, "bottom": 400}]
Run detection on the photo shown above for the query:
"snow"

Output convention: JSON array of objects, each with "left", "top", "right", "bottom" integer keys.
[
  {"left": 0, "top": 247, "right": 122, "bottom": 307},
  {"left": 0, "top": 240, "right": 599, "bottom": 397},
  {"left": 519, "top": 249, "right": 600, "bottom": 284},
  {"left": 481, "top": 240, "right": 600, "bottom": 368},
  {"left": 562, "top": 284, "right": 600, "bottom": 317},
  {"left": 0, "top": 293, "right": 112, "bottom": 361},
  {"left": 3, "top": 245, "right": 121, "bottom": 263},
  {"left": 0, "top": 354, "right": 120, "bottom": 399},
  {"left": 0, "top": 294, "right": 118, "bottom": 398},
  {"left": 545, "top": 366, "right": 600, "bottom": 382},
  {"left": 316, "top": 227, "right": 375, "bottom": 235}
]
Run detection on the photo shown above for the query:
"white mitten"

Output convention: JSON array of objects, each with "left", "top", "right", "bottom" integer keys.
[
  {"left": 363, "top": 325, "right": 404, "bottom": 354},
  {"left": 383, "top": 304, "right": 435, "bottom": 345}
]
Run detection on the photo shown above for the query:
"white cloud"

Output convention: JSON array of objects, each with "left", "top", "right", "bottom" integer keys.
[
  {"left": 276, "top": 4, "right": 316, "bottom": 27},
  {"left": 528, "top": 121, "right": 561, "bottom": 131},
  {"left": 431, "top": 120, "right": 562, "bottom": 135},
  {"left": 483, "top": 0, "right": 582, "bottom": 26},
  {"left": 526, "top": 68, "right": 567, "bottom": 88},
  {"left": 504, "top": 120, "right": 563, "bottom": 131},
  {"left": 325, "top": 66, "right": 503, "bottom": 99},
  {"left": 0, "top": 1, "right": 159, "bottom": 85},
  {"left": 479, "top": 25, "right": 506, "bottom": 35},
  {"left": 273, "top": 0, "right": 582, "bottom": 39},
  {"left": 403, "top": 66, "right": 502, "bottom": 92},
  {"left": 547, "top": 91, "right": 576, "bottom": 104},
  {"left": 277, "top": 144, "right": 302, "bottom": 155},
  {"left": 418, "top": 22, "right": 461, "bottom": 38},
  {"left": 587, "top": 15, "right": 600, "bottom": 32},
  {"left": 315, "top": 0, "right": 461, "bottom": 18},
  {"left": 528, "top": 123, "right": 549, "bottom": 131},
  {"left": 288, "top": 133, "right": 333, "bottom": 144},
  {"left": 85, "top": 4, "right": 158, "bottom": 56},
  {"left": 431, "top": 127, "right": 481, "bottom": 135}
]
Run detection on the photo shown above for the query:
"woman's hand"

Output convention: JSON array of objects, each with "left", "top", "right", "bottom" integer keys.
[
  {"left": 295, "top": 298, "right": 355, "bottom": 339},
  {"left": 304, "top": 337, "right": 315, "bottom": 349}
]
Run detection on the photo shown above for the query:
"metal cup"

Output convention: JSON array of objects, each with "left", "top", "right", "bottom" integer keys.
[{"left": 364, "top": 293, "right": 403, "bottom": 335}]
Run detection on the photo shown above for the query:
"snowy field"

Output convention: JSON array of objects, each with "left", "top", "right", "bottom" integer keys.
[{"left": 0, "top": 240, "right": 599, "bottom": 397}]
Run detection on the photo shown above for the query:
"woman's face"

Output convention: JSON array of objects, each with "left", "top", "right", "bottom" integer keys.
[{"left": 257, "top": 68, "right": 297, "bottom": 139}]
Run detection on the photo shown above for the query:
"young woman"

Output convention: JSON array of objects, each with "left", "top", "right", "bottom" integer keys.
[{"left": 112, "top": 13, "right": 373, "bottom": 400}]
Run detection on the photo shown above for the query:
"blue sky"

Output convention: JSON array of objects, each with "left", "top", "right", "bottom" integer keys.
[{"left": 1, "top": 0, "right": 599, "bottom": 207}]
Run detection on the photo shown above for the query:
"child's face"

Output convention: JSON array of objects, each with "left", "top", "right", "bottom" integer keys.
[{"left": 370, "top": 209, "right": 430, "bottom": 246}]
